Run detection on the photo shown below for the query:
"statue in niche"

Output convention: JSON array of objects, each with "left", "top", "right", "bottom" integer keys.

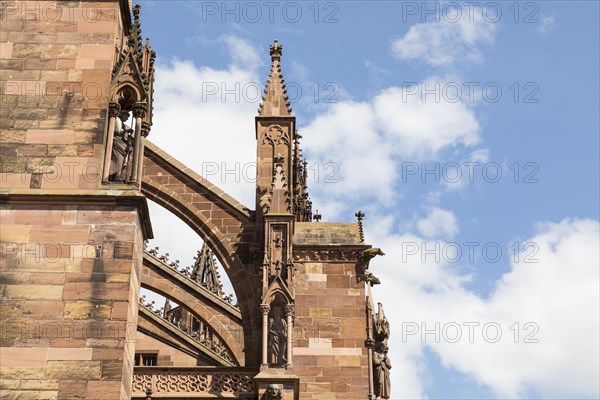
[
  {"left": 266, "top": 384, "right": 283, "bottom": 400},
  {"left": 268, "top": 305, "right": 287, "bottom": 366},
  {"left": 109, "top": 110, "right": 134, "bottom": 182},
  {"left": 373, "top": 341, "right": 392, "bottom": 399}
]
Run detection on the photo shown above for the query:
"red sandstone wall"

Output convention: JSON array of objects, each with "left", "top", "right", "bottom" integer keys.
[
  {"left": 0, "top": 204, "right": 144, "bottom": 399},
  {"left": 293, "top": 261, "right": 369, "bottom": 399},
  {"left": 1, "top": 2, "right": 147, "bottom": 399},
  {"left": 1, "top": 0, "right": 122, "bottom": 189}
]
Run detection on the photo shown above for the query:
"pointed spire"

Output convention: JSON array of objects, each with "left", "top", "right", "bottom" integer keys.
[
  {"left": 258, "top": 39, "right": 292, "bottom": 117},
  {"left": 190, "top": 243, "right": 224, "bottom": 297}
]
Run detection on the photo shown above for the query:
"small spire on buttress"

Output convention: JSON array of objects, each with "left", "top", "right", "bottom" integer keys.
[{"left": 258, "top": 39, "right": 292, "bottom": 117}]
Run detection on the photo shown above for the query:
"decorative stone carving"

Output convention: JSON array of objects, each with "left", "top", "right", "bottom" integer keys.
[
  {"left": 372, "top": 303, "right": 391, "bottom": 399},
  {"left": 132, "top": 371, "right": 254, "bottom": 395},
  {"left": 356, "top": 247, "right": 385, "bottom": 277},
  {"left": 268, "top": 304, "right": 287, "bottom": 367},
  {"left": 292, "top": 133, "right": 314, "bottom": 222},
  {"left": 108, "top": 108, "right": 134, "bottom": 182},
  {"left": 262, "top": 125, "right": 290, "bottom": 145},
  {"left": 373, "top": 303, "right": 390, "bottom": 344},
  {"left": 355, "top": 210, "right": 365, "bottom": 242},
  {"left": 373, "top": 342, "right": 392, "bottom": 399},
  {"left": 190, "top": 243, "right": 224, "bottom": 297},
  {"left": 266, "top": 383, "right": 283, "bottom": 400},
  {"left": 108, "top": 101, "right": 121, "bottom": 118},
  {"left": 257, "top": 39, "right": 292, "bottom": 116},
  {"left": 133, "top": 101, "right": 148, "bottom": 119},
  {"left": 293, "top": 249, "right": 362, "bottom": 263},
  {"left": 284, "top": 304, "right": 295, "bottom": 318},
  {"left": 104, "top": 4, "right": 156, "bottom": 184},
  {"left": 260, "top": 304, "right": 271, "bottom": 316},
  {"left": 364, "top": 271, "right": 381, "bottom": 286}
]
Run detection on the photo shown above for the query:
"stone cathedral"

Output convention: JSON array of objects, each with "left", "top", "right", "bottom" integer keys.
[{"left": 0, "top": 1, "right": 391, "bottom": 399}]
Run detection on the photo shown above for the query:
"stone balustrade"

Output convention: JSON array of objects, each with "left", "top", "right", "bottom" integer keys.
[{"left": 131, "top": 367, "right": 257, "bottom": 398}]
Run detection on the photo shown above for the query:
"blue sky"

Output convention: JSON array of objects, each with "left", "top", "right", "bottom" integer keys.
[{"left": 139, "top": 1, "right": 599, "bottom": 398}]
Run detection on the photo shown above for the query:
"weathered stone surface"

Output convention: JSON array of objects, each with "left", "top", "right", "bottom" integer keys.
[
  {"left": 19, "top": 379, "right": 59, "bottom": 390},
  {"left": 294, "top": 223, "right": 362, "bottom": 245},
  {"left": 63, "top": 301, "right": 112, "bottom": 319},
  {"left": 0, "top": 368, "right": 45, "bottom": 380},
  {"left": 58, "top": 380, "right": 87, "bottom": 399},
  {"left": 46, "top": 361, "right": 102, "bottom": 380},
  {"left": 4, "top": 285, "right": 63, "bottom": 300}
]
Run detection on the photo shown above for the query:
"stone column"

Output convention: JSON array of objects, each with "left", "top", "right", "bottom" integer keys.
[
  {"left": 102, "top": 102, "right": 120, "bottom": 183},
  {"left": 366, "top": 338, "right": 375, "bottom": 399},
  {"left": 366, "top": 284, "right": 375, "bottom": 399},
  {"left": 285, "top": 304, "right": 295, "bottom": 368},
  {"left": 130, "top": 102, "right": 147, "bottom": 184},
  {"left": 136, "top": 121, "right": 151, "bottom": 186},
  {"left": 260, "top": 304, "right": 271, "bottom": 368}
]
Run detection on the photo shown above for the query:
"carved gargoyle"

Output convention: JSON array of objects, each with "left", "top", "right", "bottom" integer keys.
[
  {"left": 266, "top": 384, "right": 283, "bottom": 400},
  {"left": 356, "top": 247, "right": 385, "bottom": 280},
  {"left": 364, "top": 271, "right": 381, "bottom": 286}
]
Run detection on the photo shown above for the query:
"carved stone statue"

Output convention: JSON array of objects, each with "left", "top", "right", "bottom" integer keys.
[
  {"left": 373, "top": 342, "right": 392, "bottom": 399},
  {"left": 372, "top": 303, "right": 391, "bottom": 399},
  {"left": 268, "top": 305, "right": 287, "bottom": 366},
  {"left": 266, "top": 384, "right": 283, "bottom": 400},
  {"left": 109, "top": 110, "right": 134, "bottom": 182}
]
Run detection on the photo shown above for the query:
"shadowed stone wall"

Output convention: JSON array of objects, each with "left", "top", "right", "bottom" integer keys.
[{"left": 1, "top": 1, "right": 151, "bottom": 399}]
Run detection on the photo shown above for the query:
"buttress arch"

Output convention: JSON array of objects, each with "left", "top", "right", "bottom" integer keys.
[{"left": 141, "top": 141, "right": 262, "bottom": 365}]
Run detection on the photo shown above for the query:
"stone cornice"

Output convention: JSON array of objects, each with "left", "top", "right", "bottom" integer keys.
[{"left": 0, "top": 189, "right": 153, "bottom": 239}]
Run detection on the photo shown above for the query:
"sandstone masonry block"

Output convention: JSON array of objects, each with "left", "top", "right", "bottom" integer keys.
[{"left": 46, "top": 360, "right": 102, "bottom": 380}]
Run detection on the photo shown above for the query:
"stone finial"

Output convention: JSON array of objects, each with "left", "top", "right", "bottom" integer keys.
[
  {"left": 313, "top": 210, "right": 322, "bottom": 222},
  {"left": 355, "top": 210, "right": 365, "bottom": 242},
  {"left": 270, "top": 39, "right": 283, "bottom": 60}
]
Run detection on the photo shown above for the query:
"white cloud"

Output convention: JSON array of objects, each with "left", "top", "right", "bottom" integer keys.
[
  {"left": 151, "top": 36, "right": 262, "bottom": 208},
  {"left": 219, "top": 34, "right": 263, "bottom": 70},
  {"left": 367, "top": 218, "right": 600, "bottom": 399},
  {"left": 392, "top": 10, "right": 497, "bottom": 67},
  {"left": 300, "top": 80, "right": 481, "bottom": 218},
  {"left": 538, "top": 15, "right": 556, "bottom": 34},
  {"left": 416, "top": 207, "right": 459, "bottom": 239}
]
